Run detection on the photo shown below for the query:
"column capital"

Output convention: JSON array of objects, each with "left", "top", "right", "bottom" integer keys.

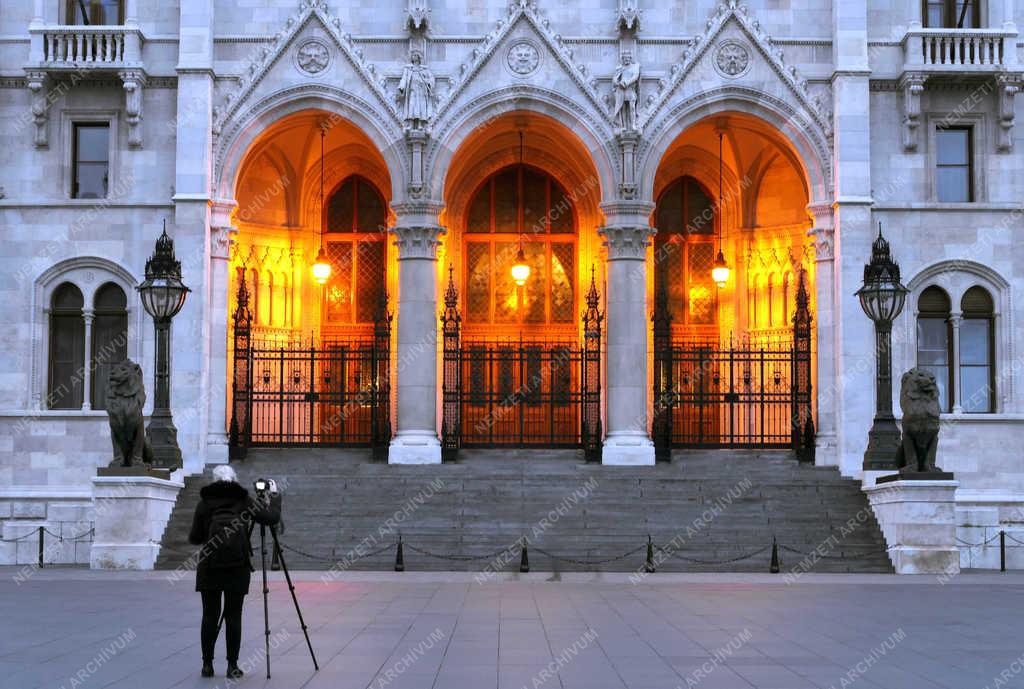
[
  {"left": 599, "top": 224, "right": 655, "bottom": 260},
  {"left": 600, "top": 199, "right": 655, "bottom": 226},
  {"left": 391, "top": 225, "right": 446, "bottom": 260}
]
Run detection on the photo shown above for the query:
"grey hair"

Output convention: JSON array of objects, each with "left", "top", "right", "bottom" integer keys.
[{"left": 212, "top": 465, "right": 238, "bottom": 484}]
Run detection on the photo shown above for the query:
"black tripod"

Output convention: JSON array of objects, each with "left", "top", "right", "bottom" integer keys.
[{"left": 256, "top": 522, "right": 319, "bottom": 678}]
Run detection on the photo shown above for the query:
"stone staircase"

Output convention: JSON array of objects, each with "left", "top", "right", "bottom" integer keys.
[{"left": 155, "top": 449, "right": 892, "bottom": 573}]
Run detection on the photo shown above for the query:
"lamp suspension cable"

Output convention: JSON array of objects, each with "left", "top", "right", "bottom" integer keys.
[{"left": 511, "top": 130, "right": 531, "bottom": 287}]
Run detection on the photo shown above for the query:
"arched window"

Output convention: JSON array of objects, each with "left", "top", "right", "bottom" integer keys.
[
  {"left": 654, "top": 176, "right": 716, "bottom": 326},
  {"left": 960, "top": 286, "right": 994, "bottom": 413},
  {"left": 324, "top": 175, "right": 387, "bottom": 324},
  {"left": 917, "top": 286, "right": 953, "bottom": 412},
  {"left": 90, "top": 283, "right": 128, "bottom": 409},
  {"left": 463, "top": 165, "right": 576, "bottom": 325},
  {"left": 48, "top": 283, "right": 85, "bottom": 409}
]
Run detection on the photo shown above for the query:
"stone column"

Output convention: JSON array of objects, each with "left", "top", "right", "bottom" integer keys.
[
  {"left": 950, "top": 312, "right": 963, "bottom": 414},
  {"left": 82, "top": 309, "right": 94, "bottom": 411},
  {"left": 170, "top": 0, "right": 214, "bottom": 474},
  {"left": 831, "top": 0, "right": 876, "bottom": 477},
  {"left": 599, "top": 201, "right": 656, "bottom": 465},
  {"left": 388, "top": 203, "right": 445, "bottom": 464},
  {"left": 809, "top": 203, "right": 838, "bottom": 466},
  {"left": 207, "top": 200, "right": 237, "bottom": 464}
]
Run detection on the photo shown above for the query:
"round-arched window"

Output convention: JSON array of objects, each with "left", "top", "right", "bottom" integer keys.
[
  {"left": 463, "top": 164, "right": 577, "bottom": 325},
  {"left": 323, "top": 175, "right": 387, "bottom": 324},
  {"left": 48, "top": 282, "right": 85, "bottom": 409},
  {"left": 91, "top": 282, "right": 128, "bottom": 409}
]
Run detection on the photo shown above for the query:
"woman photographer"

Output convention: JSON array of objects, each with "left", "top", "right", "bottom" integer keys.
[{"left": 188, "top": 465, "right": 281, "bottom": 679}]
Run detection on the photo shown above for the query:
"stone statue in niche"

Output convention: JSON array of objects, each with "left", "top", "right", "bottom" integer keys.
[
  {"left": 896, "top": 368, "right": 943, "bottom": 474},
  {"left": 105, "top": 360, "right": 154, "bottom": 468},
  {"left": 611, "top": 51, "right": 641, "bottom": 131},
  {"left": 398, "top": 51, "right": 435, "bottom": 130}
]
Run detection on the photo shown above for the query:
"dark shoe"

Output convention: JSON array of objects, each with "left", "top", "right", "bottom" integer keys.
[
  {"left": 201, "top": 662, "right": 214, "bottom": 678},
  {"left": 226, "top": 664, "right": 244, "bottom": 680}
]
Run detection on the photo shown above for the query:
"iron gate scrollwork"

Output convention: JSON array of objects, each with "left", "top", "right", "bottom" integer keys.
[
  {"left": 441, "top": 267, "right": 603, "bottom": 462},
  {"left": 228, "top": 281, "right": 391, "bottom": 459},
  {"left": 653, "top": 270, "right": 814, "bottom": 458}
]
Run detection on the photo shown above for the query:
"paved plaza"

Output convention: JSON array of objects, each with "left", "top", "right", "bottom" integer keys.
[{"left": 3, "top": 570, "right": 1024, "bottom": 689}]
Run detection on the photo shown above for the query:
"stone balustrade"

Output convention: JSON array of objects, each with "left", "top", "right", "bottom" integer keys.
[
  {"left": 28, "top": 25, "right": 143, "bottom": 70},
  {"left": 904, "top": 28, "right": 1015, "bottom": 71}
]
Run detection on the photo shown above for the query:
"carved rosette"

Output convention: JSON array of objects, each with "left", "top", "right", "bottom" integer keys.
[
  {"left": 391, "top": 225, "right": 446, "bottom": 260},
  {"left": 713, "top": 40, "right": 751, "bottom": 79},
  {"left": 599, "top": 225, "right": 656, "bottom": 260}
]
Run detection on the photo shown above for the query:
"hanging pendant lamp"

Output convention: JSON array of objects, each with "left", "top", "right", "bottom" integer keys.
[
  {"left": 711, "top": 131, "right": 731, "bottom": 289},
  {"left": 311, "top": 125, "right": 331, "bottom": 285},
  {"left": 510, "top": 130, "right": 531, "bottom": 287}
]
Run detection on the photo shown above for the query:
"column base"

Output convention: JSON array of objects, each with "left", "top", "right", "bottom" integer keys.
[
  {"left": 602, "top": 432, "right": 655, "bottom": 466},
  {"left": 388, "top": 431, "right": 442, "bottom": 465}
]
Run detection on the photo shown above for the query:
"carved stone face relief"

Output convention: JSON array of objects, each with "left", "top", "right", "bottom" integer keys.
[
  {"left": 295, "top": 39, "right": 330, "bottom": 75},
  {"left": 506, "top": 41, "right": 540, "bottom": 76},
  {"left": 714, "top": 40, "right": 750, "bottom": 78}
]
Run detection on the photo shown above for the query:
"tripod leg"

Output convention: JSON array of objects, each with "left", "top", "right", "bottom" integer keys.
[
  {"left": 269, "top": 526, "right": 319, "bottom": 671},
  {"left": 259, "top": 524, "right": 271, "bottom": 679}
]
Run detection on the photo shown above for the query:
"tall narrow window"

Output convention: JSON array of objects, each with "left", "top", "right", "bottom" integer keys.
[
  {"left": 654, "top": 176, "right": 716, "bottom": 327},
  {"left": 916, "top": 286, "right": 953, "bottom": 412},
  {"left": 91, "top": 282, "right": 128, "bottom": 409},
  {"left": 463, "top": 165, "right": 577, "bottom": 326},
  {"left": 48, "top": 283, "right": 85, "bottom": 409},
  {"left": 960, "top": 286, "right": 994, "bottom": 412},
  {"left": 936, "top": 127, "right": 972, "bottom": 202},
  {"left": 323, "top": 176, "right": 387, "bottom": 324},
  {"left": 66, "top": 0, "right": 124, "bottom": 24},
  {"left": 72, "top": 123, "right": 110, "bottom": 199},
  {"left": 923, "top": 0, "right": 979, "bottom": 27}
]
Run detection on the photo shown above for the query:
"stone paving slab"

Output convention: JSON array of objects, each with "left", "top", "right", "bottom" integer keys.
[{"left": 2, "top": 569, "right": 1024, "bottom": 689}]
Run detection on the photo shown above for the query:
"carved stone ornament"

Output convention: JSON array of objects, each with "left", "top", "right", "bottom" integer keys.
[
  {"left": 391, "top": 225, "right": 446, "bottom": 260},
  {"left": 506, "top": 41, "right": 541, "bottom": 76},
  {"left": 599, "top": 225, "right": 656, "bottom": 260},
  {"left": 295, "top": 39, "right": 331, "bottom": 75},
  {"left": 714, "top": 40, "right": 750, "bottom": 78}
]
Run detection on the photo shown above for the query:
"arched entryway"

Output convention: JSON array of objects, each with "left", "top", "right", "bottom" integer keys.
[
  {"left": 437, "top": 111, "right": 603, "bottom": 456},
  {"left": 225, "top": 109, "right": 394, "bottom": 455},
  {"left": 649, "top": 113, "right": 816, "bottom": 455}
]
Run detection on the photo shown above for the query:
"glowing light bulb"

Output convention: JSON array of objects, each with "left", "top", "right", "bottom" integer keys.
[
  {"left": 711, "top": 250, "right": 730, "bottom": 289},
  {"left": 511, "top": 246, "right": 530, "bottom": 286},
  {"left": 312, "top": 247, "right": 331, "bottom": 285}
]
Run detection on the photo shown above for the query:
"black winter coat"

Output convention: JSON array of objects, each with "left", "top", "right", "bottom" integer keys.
[{"left": 188, "top": 480, "right": 281, "bottom": 593}]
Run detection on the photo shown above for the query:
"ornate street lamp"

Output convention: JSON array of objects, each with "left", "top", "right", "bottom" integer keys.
[
  {"left": 137, "top": 221, "right": 190, "bottom": 469},
  {"left": 855, "top": 223, "right": 908, "bottom": 470},
  {"left": 711, "top": 132, "right": 730, "bottom": 288}
]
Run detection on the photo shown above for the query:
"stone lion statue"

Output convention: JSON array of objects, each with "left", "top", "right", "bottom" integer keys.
[
  {"left": 106, "top": 360, "right": 153, "bottom": 467},
  {"left": 896, "top": 367, "right": 942, "bottom": 473}
]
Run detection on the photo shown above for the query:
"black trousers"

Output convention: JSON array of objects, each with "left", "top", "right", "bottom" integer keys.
[{"left": 200, "top": 590, "right": 245, "bottom": 663}]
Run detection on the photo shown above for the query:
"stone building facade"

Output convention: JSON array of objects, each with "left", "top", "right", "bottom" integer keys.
[{"left": 1, "top": 0, "right": 1022, "bottom": 567}]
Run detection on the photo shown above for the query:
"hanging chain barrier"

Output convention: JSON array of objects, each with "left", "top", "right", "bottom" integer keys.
[{"left": 0, "top": 526, "right": 95, "bottom": 569}]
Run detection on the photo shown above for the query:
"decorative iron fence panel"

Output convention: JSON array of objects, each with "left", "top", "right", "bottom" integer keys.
[
  {"left": 229, "top": 281, "right": 391, "bottom": 460},
  {"left": 652, "top": 270, "right": 814, "bottom": 458},
  {"left": 441, "top": 266, "right": 603, "bottom": 461}
]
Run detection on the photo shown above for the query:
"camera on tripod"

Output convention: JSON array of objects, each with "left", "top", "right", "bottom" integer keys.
[{"left": 253, "top": 478, "right": 279, "bottom": 496}]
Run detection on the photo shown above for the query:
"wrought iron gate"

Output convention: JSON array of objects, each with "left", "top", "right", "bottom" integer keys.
[
  {"left": 441, "top": 268, "right": 602, "bottom": 462},
  {"left": 652, "top": 270, "right": 815, "bottom": 460},
  {"left": 228, "top": 280, "right": 391, "bottom": 461}
]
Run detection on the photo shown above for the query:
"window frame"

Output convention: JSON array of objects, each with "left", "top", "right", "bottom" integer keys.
[
  {"left": 461, "top": 164, "right": 578, "bottom": 328},
  {"left": 63, "top": 111, "right": 117, "bottom": 201},
  {"left": 64, "top": 0, "right": 125, "bottom": 25},
  {"left": 922, "top": 0, "right": 980, "bottom": 28},
  {"left": 959, "top": 287, "right": 996, "bottom": 413},
  {"left": 935, "top": 126, "right": 973, "bottom": 203},
  {"left": 47, "top": 283, "right": 86, "bottom": 410},
  {"left": 915, "top": 286, "right": 954, "bottom": 413},
  {"left": 927, "top": 114, "right": 984, "bottom": 204}
]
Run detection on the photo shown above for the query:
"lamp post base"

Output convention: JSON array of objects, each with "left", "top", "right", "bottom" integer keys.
[
  {"left": 862, "top": 415, "right": 901, "bottom": 471},
  {"left": 147, "top": 409, "right": 182, "bottom": 470}
]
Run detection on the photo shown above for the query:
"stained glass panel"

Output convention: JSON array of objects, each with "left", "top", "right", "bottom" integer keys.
[
  {"left": 522, "top": 243, "right": 546, "bottom": 323},
  {"left": 493, "top": 242, "right": 517, "bottom": 323},
  {"left": 328, "top": 179, "right": 355, "bottom": 233},
  {"left": 549, "top": 181, "right": 573, "bottom": 233},
  {"left": 466, "top": 242, "right": 491, "bottom": 321},
  {"left": 467, "top": 181, "right": 491, "bottom": 232},
  {"left": 657, "top": 183, "right": 683, "bottom": 234},
  {"left": 551, "top": 243, "right": 574, "bottom": 323},
  {"left": 522, "top": 169, "right": 546, "bottom": 235},
  {"left": 356, "top": 240, "right": 385, "bottom": 323},
  {"left": 686, "top": 180, "right": 714, "bottom": 234},
  {"left": 688, "top": 243, "right": 715, "bottom": 324},
  {"left": 325, "top": 241, "right": 353, "bottom": 322},
  {"left": 494, "top": 169, "right": 518, "bottom": 231},
  {"left": 356, "top": 180, "right": 386, "bottom": 234}
]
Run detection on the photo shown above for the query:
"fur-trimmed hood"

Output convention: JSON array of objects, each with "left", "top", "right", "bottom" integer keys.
[{"left": 199, "top": 480, "right": 249, "bottom": 501}]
